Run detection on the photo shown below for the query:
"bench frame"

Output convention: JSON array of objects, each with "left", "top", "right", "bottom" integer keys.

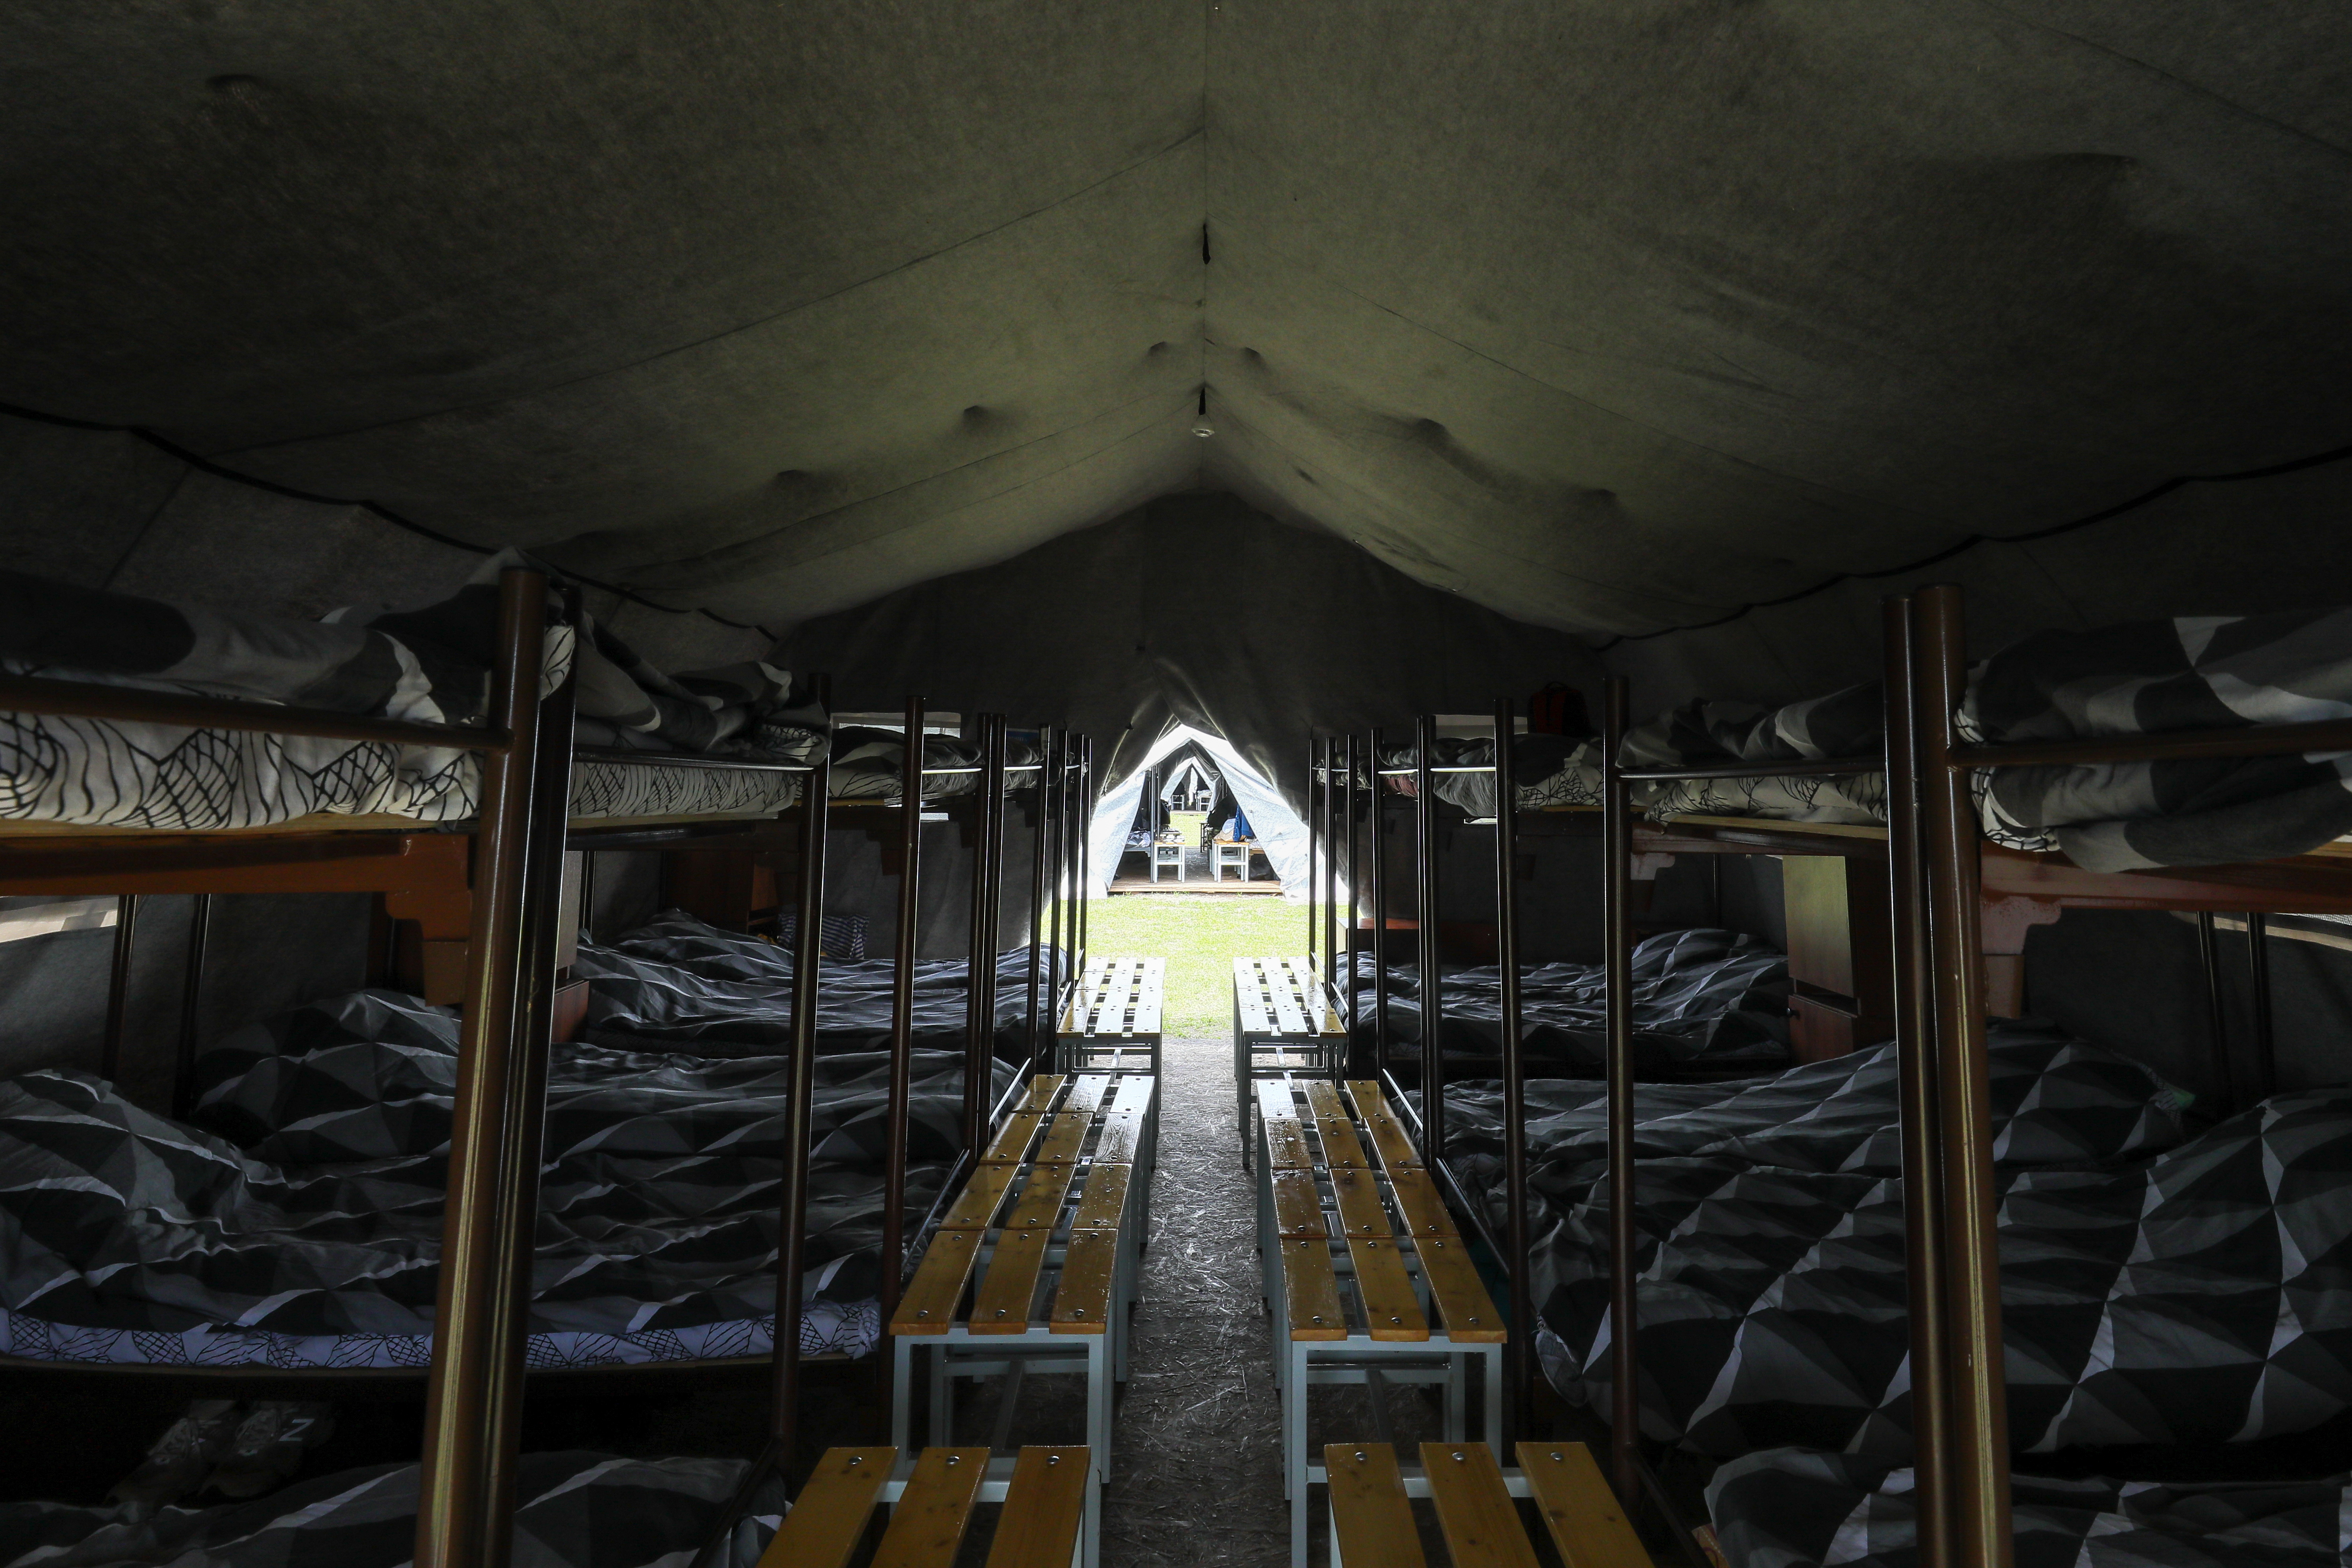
[
  {"left": 1231, "top": 954, "right": 1348, "bottom": 1157},
  {"left": 1055, "top": 956, "right": 1165, "bottom": 1080}
]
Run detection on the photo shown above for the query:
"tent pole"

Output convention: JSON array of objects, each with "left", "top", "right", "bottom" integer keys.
[
  {"left": 1883, "top": 595, "right": 1953, "bottom": 1568},
  {"left": 1492, "top": 699, "right": 1529, "bottom": 1442},
  {"left": 1912, "top": 583, "right": 2015, "bottom": 1568},
  {"left": 770, "top": 703, "right": 832, "bottom": 1469},
  {"left": 1600, "top": 680, "right": 1640, "bottom": 1505},
  {"left": 1414, "top": 715, "right": 1443, "bottom": 1166},
  {"left": 882, "top": 697, "right": 925, "bottom": 1350},
  {"left": 1371, "top": 729, "right": 1392, "bottom": 1082}
]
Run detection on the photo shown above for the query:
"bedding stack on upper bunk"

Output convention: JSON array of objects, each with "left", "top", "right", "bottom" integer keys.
[{"left": 825, "top": 724, "right": 1043, "bottom": 800}]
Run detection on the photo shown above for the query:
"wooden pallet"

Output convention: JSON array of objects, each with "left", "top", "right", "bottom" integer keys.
[
  {"left": 758, "top": 1444, "right": 1094, "bottom": 1568},
  {"left": 1324, "top": 1441, "right": 1656, "bottom": 1568},
  {"left": 1056, "top": 956, "right": 1165, "bottom": 1074}
]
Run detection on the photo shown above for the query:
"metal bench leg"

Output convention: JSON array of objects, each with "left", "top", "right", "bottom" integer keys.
[
  {"left": 1483, "top": 1343, "right": 1504, "bottom": 1454},
  {"left": 1288, "top": 1341, "right": 1310, "bottom": 1552},
  {"left": 930, "top": 1341, "right": 953, "bottom": 1444},
  {"left": 892, "top": 1335, "right": 915, "bottom": 1450},
  {"left": 1090, "top": 1335, "right": 1113, "bottom": 1485},
  {"left": 1446, "top": 1347, "right": 1467, "bottom": 1441}
]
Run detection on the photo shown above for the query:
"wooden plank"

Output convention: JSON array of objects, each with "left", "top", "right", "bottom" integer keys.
[
  {"left": 1516, "top": 1442, "right": 1656, "bottom": 1568},
  {"left": 1280, "top": 1237, "right": 1348, "bottom": 1341},
  {"left": 1269, "top": 1170, "right": 1328, "bottom": 1238},
  {"left": 969, "top": 1227, "right": 1051, "bottom": 1333},
  {"left": 1347, "top": 1235, "right": 1429, "bottom": 1341},
  {"left": 1001, "top": 1162, "right": 1079, "bottom": 1232},
  {"left": 1031, "top": 1112, "right": 1092, "bottom": 1165},
  {"left": 1019, "top": 1076, "right": 1066, "bottom": 1113},
  {"left": 1070, "top": 1161, "right": 1130, "bottom": 1232},
  {"left": 1108, "top": 1077, "right": 1155, "bottom": 1117},
  {"left": 1049, "top": 1229, "right": 1117, "bottom": 1333},
  {"left": 1130, "top": 957, "right": 1164, "bottom": 1034},
  {"left": 940, "top": 1164, "right": 1018, "bottom": 1231},
  {"left": 983, "top": 1113, "right": 1045, "bottom": 1166},
  {"left": 894, "top": 1230, "right": 985, "bottom": 1335},
  {"left": 1322, "top": 1443, "right": 1427, "bottom": 1568},
  {"left": 1061, "top": 1075, "right": 1109, "bottom": 1113},
  {"left": 1256, "top": 1076, "right": 1301, "bottom": 1121},
  {"left": 1304, "top": 1079, "right": 1350, "bottom": 1124},
  {"left": 1386, "top": 1168, "right": 1457, "bottom": 1239},
  {"left": 1263, "top": 1113, "right": 1311, "bottom": 1171},
  {"left": 1421, "top": 1442, "right": 1541, "bottom": 1568},
  {"left": 1267, "top": 957, "right": 1310, "bottom": 1035},
  {"left": 1348, "top": 1081, "right": 1423, "bottom": 1171},
  {"left": 1415, "top": 1234, "right": 1506, "bottom": 1342},
  {"left": 1092, "top": 1112, "right": 1144, "bottom": 1165},
  {"left": 1316, "top": 1111, "right": 1372, "bottom": 1171},
  {"left": 1328, "top": 1167, "right": 1393, "bottom": 1238},
  {"left": 870, "top": 1446, "right": 991, "bottom": 1568},
  {"left": 982, "top": 1447, "right": 1091, "bottom": 1568},
  {"left": 1234, "top": 957, "right": 1273, "bottom": 1035},
  {"left": 754, "top": 1446, "right": 894, "bottom": 1568}
]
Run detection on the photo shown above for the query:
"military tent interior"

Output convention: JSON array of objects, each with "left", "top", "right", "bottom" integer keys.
[{"left": 4, "top": 5, "right": 2352, "bottom": 1566}]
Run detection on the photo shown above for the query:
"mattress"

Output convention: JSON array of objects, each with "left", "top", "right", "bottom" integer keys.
[
  {"left": 582, "top": 910, "right": 1063, "bottom": 1061},
  {"left": 1705, "top": 1448, "right": 2350, "bottom": 1568},
  {"left": 0, "top": 1450, "right": 783, "bottom": 1568},
  {"left": 1353, "top": 927, "right": 1791, "bottom": 1076},
  {"left": 0, "top": 987, "right": 996, "bottom": 1372},
  {"left": 1520, "top": 1029, "right": 2352, "bottom": 1462}
]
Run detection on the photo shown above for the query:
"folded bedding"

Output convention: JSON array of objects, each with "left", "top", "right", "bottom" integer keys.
[
  {"left": 1351, "top": 927, "right": 1790, "bottom": 1076},
  {"left": 826, "top": 726, "right": 1044, "bottom": 801},
  {"left": 0, "top": 987, "right": 993, "bottom": 1371},
  {"left": 1706, "top": 1448, "right": 2349, "bottom": 1568},
  {"left": 0, "top": 553, "right": 827, "bottom": 832},
  {"left": 0, "top": 1450, "right": 784, "bottom": 1568},
  {"left": 1371, "top": 735, "right": 1601, "bottom": 817},
  {"left": 579, "top": 910, "right": 1062, "bottom": 1061},
  {"left": 1516, "top": 1033, "right": 2352, "bottom": 1463}
]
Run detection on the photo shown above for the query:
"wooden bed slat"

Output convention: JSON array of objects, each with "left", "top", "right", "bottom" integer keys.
[
  {"left": 1421, "top": 1442, "right": 1541, "bottom": 1568},
  {"left": 983, "top": 1447, "right": 1091, "bottom": 1568},
  {"left": 894, "top": 1231, "right": 987, "bottom": 1335},
  {"left": 1280, "top": 1237, "right": 1348, "bottom": 1341},
  {"left": 1415, "top": 1234, "right": 1505, "bottom": 1343},
  {"left": 870, "top": 1446, "right": 991, "bottom": 1568},
  {"left": 969, "top": 1228, "right": 1051, "bottom": 1333},
  {"left": 1516, "top": 1442, "right": 1656, "bottom": 1568},
  {"left": 753, "top": 1446, "right": 894, "bottom": 1568},
  {"left": 1323, "top": 1443, "right": 1427, "bottom": 1568},
  {"left": 1348, "top": 1235, "right": 1429, "bottom": 1341},
  {"left": 1049, "top": 1230, "right": 1118, "bottom": 1333}
]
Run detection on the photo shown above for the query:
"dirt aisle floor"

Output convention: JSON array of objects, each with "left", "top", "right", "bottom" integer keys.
[{"left": 1098, "top": 1035, "right": 1290, "bottom": 1566}]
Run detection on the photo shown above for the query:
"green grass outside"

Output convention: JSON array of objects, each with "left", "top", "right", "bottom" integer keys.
[{"left": 1082, "top": 893, "right": 1309, "bottom": 1037}]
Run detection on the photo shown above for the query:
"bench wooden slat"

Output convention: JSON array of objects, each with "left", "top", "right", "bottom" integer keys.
[
  {"left": 1269, "top": 1169, "right": 1328, "bottom": 1237},
  {"left": 982, "top": 1447, "right": 1091, "bottom": 1568},
  {"left": 1414, "top": 1234, "right": 1506, "bottom": 1342},
  {"left": 1060, "top": 1074, "right": 1109, "bottom": 1112},
  {"left": 1328, "top": 1167, "right": 1393, "bottom": 1238},
  {"left": 1315, "top": 1111, "right": 1372, "bottom": 1171},
  {"left": 1268, "top": 957, "right": 1310, "bottom": 1035},
  {"left": 870, "top": 1446, "right": 991, "bottom": 1568},
  {"left": 894, "top": 1230, "right": 985, "bottom": 1335},
  {"left": 1263, "top": 1114, "right": 1311, "bottom": 1170},
  {"left": 1069, "top": 1161, "right": 1129, "bottom": 1231},
  {"left": 1234, "top": 957, "right": 1274, "bottom": 1034},
  {"left": 1516, "top": 1442, "right": 1656, "bottom": 1568},
  {"left": 1092, "top": 1112, "right": 1144, "bottom": 1165},
  {"left": 1019, "top": 1076, "right": 1066, "bottom": 1113},
  {"left": 1108, "top": 1077, "right": 1155, "bottom": 1116},
  {"left": 1348, "top": 1235, "right": 1429, "bottom": 1341},
  {"left": 1032, "top": 1112, "right": 1092, "bottom": 1164},
  {"left": 1304, "top": 1079, "right": 1350, "bottom": 1124},
  {"left": 753, "top": 1446, "right": 895, "bottom": 1568},
  {"left": 1280, "top": 1237, "right": 1348, "bottom": 1341},
  {"left": 983, "top": 1113, "right": 1046, "bottom": 1166},
  {"left": 1049, "top": 1229, "right": 1117, "bottom": 1333},
  {"left": 1323, "top": 1443, "right": 1426, "bottom": 1568},
  {"left": 969, "top": 1227, "right": 1051, "bottom": 1333},
  {"left": 1347, "top": 1080, "right": 1423, "bottom": 1170},
  {"left": 1384, "top": 1168, "right": 1457, "bottom": 1239},
  {"left": 1001, "top": 1161, "right": 1079, "bottom": 1232},
  {"left": 1421, "top": 1442, "right": 1542, "bottom": 1568},
  {"left": 940, "top": 1164, "right": 1018, "bottom": 1231}
]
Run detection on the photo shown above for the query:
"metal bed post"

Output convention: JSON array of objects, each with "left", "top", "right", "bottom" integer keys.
[
  {"left": 1322, "top": 736, "right": 1340, "bottom": 993},
  {"left": 577, "top": 850, "right": 597, "bottom": 947},
  {"left": 1599, "top": 680, "right": 1641, "bottom": 1505},
  {"left": 169, "top": 893, "right": 212, "bottom": 1121},
  {"left": 476, "top": 617, "right": 580, "bottom": 1556},
  {"left": 1883, "top": 596, "right": 1953, "bottom": 1568},
  {"left": 1910, "top": 584, "right": 2015, "bottom": 1568},
  {"left": 415, "top": 567, "right": 552, "bottom": 1568},
  {"left": 2246, "top": 912, "right": 2277, "bottom": 1101},
  {"left": 1344, "top": 733, "right": 1360, "bottom": 1056},
  {"left": 1024, "top": 726, "right": 1052, "bottom": 1075},
  {"left": 1045, "top": 730, "right": 1067, "bottom": 1035},
  {"left": 1492, "top": 699, "right": 1530, "bottom": 1442},
  {"left": 1307, "top": 737, "right": 1320, "bottom": 956},
  {"left": 1414, "top": 715, "right": 1444, "bottom": 1166},
  {"left": 966, "top": 714, "right": 1007, "bottom": 1157},
  {"left": 2195, "top": 911, "right": 2236, "bottom": 1112},
  {"left": 1371, "top": 729, "right": 1391, "bottom": 1080},
  {"left": 883, "top": 696, "right": 925, "bottom": 1339},
  {"left": 101, "top": 895, "right": 140, "bottom": 1084},
  {"left": 1077, "top": 734, "right": 1092, "bottom": 975},
  {"left": 772, "top": 714, "right": 833, "bottom": 1481}
]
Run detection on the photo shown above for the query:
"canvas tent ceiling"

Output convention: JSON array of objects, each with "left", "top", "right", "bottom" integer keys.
[{"left": 5, "top": 2, "right": 2350, "bottom": 666}]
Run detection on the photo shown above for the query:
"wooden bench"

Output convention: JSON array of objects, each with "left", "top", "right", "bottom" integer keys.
[
  {"left": 757, "top": 1444, "right": 1095, "bottom": 1568},
  {"left": 890, "top": 1074, "right": 1154, "bottom": 1494},
  {"left": 1056, "top": 956, "right": 1165, "bottom": 1078},
  {"left": 1254, "top": 1074, "right": 1508, "bottom": 1564},
  {"left": 1324, "top": 1441, "right": 1656, "bottom": 1568},
  {"left": 1232, "top": 955, "right": 1348, "bottom": 1153}
]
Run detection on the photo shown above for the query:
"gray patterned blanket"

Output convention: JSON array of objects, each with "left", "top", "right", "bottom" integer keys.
[
  {"left": 0, "top": 1450, "right": 784, "bottom": 1568},
  {"left": 1706, "top": 1448, "right": 2350, "bottom": 1568},
  {"left": 826, "top": 727, "right": 1044, "bottom": 801},
  {"left": 0, "top": 986, "right": 996, "bottom": 1371},
  {"left": 0, "top": 555, "right": 826, "bottom": 831},
  {"left": 1517, "top": 1029, "right": 2352, "bottom": 1463},
  {"left": 1359, "top": 928, "right": 1790, "bottom": 1077}
]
